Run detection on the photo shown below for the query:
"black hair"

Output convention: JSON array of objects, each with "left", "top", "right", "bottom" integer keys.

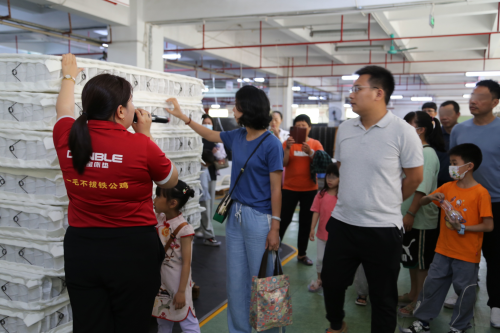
[
  {"left": 448, "top": 143, "right": 482, "bottom": 171},
  {"left": 440, "top": 100, "right": 460, "bottom": 114},
  {"left": 355, "top": 65, "right": 395, "bottom": 105},
  {"left": 202, "top": 113, "right": 214, "bottom": 124},
  {"left": 272, "top": 111, "right": 283, "bottom": 120},
  {"left": 476, "top": 79, "right": 500, "bottom": 99},
  {"left": 235, "top": 85, "right": 272, "bottom": 130},
  {"left": 202, "top": 149, "right": 215, "bottom": 165},
  {"left": 404, "top": 111, "right": 445, "bottom": 152},
  {"left": 155, "top": 179, "right": 195, "bottom": 211},
  {"left": 421, "top": 102, "right": 437, "bottom": 111},
  {"left": 293, "top": 114, "right": 312, "bottom": 127},
  {"left": 68, "top": 74, "right": 133, "bottom": 174},
  {"left": 320, "top": 163, "right": 339, "bottom": 197}
]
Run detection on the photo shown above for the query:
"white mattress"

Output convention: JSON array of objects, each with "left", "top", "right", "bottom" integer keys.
[
  {"left": 0, "top": 92, "right": 205, "bottom": 132},
  {"left": 0, "top": 54, "right": 204, "bottom": 100}
]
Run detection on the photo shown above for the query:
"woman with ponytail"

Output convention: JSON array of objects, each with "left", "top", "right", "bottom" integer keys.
[
  {"left": 53, "top": 54, "right": 178, "bottom": 333},
  {"left": 397, "top": 111, "right": 442, "bottom": 317}
]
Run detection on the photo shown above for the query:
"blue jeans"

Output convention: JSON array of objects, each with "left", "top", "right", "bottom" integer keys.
[{"left": 226, "top": 202, "right": 283, "bottom": 333}]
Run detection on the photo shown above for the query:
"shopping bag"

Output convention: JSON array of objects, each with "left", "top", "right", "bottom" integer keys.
[{"left": 250, "top": 250, "right": 292, "bottom": 332}]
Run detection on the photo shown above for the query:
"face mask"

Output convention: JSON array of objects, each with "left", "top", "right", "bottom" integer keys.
[
  {"left": 449, "top": 163, "right": 471, "bottom": 180},
  {"left": 203, "top": 124, "right": 213, "bottom": 130}
]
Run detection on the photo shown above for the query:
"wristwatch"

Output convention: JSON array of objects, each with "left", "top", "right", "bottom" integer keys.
[
  {"left": 62, "top": 74, "right": 76, "bottom": 83},
  {"left": 458, "top": 224, "right": 465, "bottom": 235}
]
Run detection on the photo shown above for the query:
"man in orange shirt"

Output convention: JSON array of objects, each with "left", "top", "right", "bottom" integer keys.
[
  {"left": 402, "top": 143, "right": 494, "bottom": 333},
  {"left": 280, "top": 114, "right": 324, "bottom": 266}
]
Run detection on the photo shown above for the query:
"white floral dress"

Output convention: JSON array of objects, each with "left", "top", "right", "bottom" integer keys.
[{"left": 152, "top": 213, "right": 196, "bottom": 322}]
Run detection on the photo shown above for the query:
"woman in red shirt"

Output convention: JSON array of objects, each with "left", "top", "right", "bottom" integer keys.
[{"left": 54, "top": 54, "right": 178, "bottom": 333}]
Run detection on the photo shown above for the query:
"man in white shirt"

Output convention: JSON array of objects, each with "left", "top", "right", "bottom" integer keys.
[{"left": 322, "top": 66, "right": 424, "bottom": 333}]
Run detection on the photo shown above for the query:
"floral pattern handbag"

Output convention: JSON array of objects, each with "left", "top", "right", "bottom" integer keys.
[{"left": 250, "top": 250, "right": 292, "bottom": 332}]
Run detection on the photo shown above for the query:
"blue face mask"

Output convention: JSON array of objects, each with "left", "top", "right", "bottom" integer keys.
[{"left": 203, "top": 124, "right": 213, "bottom": 130}]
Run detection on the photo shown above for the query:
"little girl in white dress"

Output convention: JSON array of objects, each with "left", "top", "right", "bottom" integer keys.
[{"left": 152, "top": 180, "right": 200, "bottom": 333}]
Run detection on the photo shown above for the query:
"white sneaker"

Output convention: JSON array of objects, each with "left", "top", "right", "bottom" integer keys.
[
  {"left": 444, "top": 294, "right": 458, "bottom": 309},
  {"left": 492, "top": 307, "right": 500, "bottom": 328},
  {"left": 194, "top": 231, "right": 204, "bottom": 238}
]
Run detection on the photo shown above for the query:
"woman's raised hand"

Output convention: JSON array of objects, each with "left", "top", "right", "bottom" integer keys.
[
  {"left": 132, "top": 108, "right": 152, "bottom": 137},
  {"left": 165, "top": 98, "right": 187, "bottom": 122},
  {"left": 61, "top": 54, "right": 83, "bottom": 79}
]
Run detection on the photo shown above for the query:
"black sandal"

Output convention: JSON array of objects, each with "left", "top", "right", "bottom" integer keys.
[{"left": 297, "top": 256, "right": 313, "bottom": 266}]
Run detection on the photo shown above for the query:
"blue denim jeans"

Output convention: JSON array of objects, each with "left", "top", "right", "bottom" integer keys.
[{"left": 226, "top": 201, "right": 284, "bottom": 333}]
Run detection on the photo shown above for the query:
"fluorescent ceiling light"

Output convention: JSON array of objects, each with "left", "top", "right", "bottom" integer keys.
[
  {"left": 291, "top": 104, "right": 299, "bottom": 107},
  {"left": 237, "top": 78, "right": 243, "bottom": 82},
  {"left": 336, "top": 45, "right": 385, "bottom": 52},
  {"left": 319, "top": 96, "right": 326, "bottom": 100},
  {"left": 463, "top": 94, "right": 471, "bottom": 98},
  {"left": 308, "top": 96, "right": 319, "bottom": 100},
  {"left": 465, "top": 83, "right": 477, "bottom": 88},
  {"left": 162, "top": 53, "right": 181, "bottom": 60},
  {"left": 411, "top": 96, "right": 433, "bottom": 102},
  {"left": 466, "top": 71, "right": 500, "bottom": 77},
  {"left": 254, "top": 78, "right": 265, "bottom": 82},
  {"left": 102, "top": 43, "right": 109, "bottom": 48},
  {"left": 211, "top": 104, "right": 221, "bottom": 109},
  {"left": 202, "top": 86, "right": 209, "bottom": 93},
  {"left": 94, "top": 29, "right": 108, "bottom": 36},
  {"left": 243, "top": 78, "right": 252, "bottom": 82},
  {"left": 292, "top": 86, "right": 301, "bottom": 91},
  {"left": 342, "top": 75, "right": 359, "bottom": 81},
  {"left": 343, "top": 103, "right": 351, "bottom": 107},
  {"left": 391, "top": 95, "right": 403, "bottom": 99},
  {"left": 311, "top": 29, "right": 366, "bottom": 37}
]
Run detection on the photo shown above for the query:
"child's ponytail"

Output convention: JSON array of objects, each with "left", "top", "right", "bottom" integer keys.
[{"left": 155, "top": 180, "right": 195, "bottom": 210}]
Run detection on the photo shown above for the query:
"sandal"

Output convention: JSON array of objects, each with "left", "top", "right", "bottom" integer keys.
[
  {"left": 398, "top": 301, "right": 417, "bottom": 318},
  {"left": 308, "top": 280, "right": 323, "bottom": 293},
  {"left": 326, "top": 321, "right": 348, "bottom": 333},
  {"left": 297, "top": 256, "right": 313, "bottom": 266},
  {"left": 355, "top": 295, "right": 367, "bottom": 306},
  {"left": 398, "top": 293, "right": 414, "bottom": 306}
]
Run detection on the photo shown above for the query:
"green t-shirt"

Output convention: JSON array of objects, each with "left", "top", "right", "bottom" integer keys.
[{"left": 401, "top": 146, "right": 440, "bottom": 230}]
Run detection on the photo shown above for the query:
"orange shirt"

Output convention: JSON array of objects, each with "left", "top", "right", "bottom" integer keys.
[
  {"left": 431, "top": 181, "right": 493, "bottom": 263},
  {"left": 283, "top": 138, "right": 324, "bottom": 191}
]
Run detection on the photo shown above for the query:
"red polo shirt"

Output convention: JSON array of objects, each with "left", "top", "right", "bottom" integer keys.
[{"left": 53, "top": 116, "right": 173, "bottom": 228}]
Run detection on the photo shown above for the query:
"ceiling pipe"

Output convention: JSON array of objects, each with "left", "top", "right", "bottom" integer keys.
[{"left": 164, "top": 31, "right": 498, "bottom": 52}]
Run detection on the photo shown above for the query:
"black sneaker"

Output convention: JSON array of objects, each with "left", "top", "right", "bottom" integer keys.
[{"left": 400, "top": 320, "right": 431, "bottom": 333}]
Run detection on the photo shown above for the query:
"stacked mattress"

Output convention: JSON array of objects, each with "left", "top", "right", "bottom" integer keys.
[{"left": 0, "top": 54, "right": 205, "bottom": 332}]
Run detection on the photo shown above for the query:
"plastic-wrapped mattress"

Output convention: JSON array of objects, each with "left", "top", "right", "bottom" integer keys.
[
  {"left": 0, "top": 54, "right": 204, "bottom": 100},
  {"left": 0, "top": 92, "right": 205, "bottom": 132}
]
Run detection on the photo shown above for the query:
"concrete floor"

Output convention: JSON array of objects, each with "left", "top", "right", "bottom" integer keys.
[{"left": 198, "top": 208, "right": 499, "bottom": 333}]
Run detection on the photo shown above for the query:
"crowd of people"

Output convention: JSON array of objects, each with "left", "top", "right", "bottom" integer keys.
[{"left": 54, "top": 54, "right": 499, "bottom": 333}]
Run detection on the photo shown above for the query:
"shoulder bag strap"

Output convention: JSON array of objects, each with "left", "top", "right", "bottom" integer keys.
[
  {"left": 164, "top": 222, "right": 189, "bottom": 252},
  {"left": 227, "top": 132, "right": 271, "bottom": 197}
]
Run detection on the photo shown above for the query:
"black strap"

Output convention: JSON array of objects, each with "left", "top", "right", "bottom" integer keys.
[
  {"left": 258, "top": 249, "right": 283, "bottom": 278},
  {"left": 228, "top": 132, "right": 271, "bottom": 197}
]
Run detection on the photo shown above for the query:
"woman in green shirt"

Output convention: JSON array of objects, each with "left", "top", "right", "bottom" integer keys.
[{"left": 398, "top": 111, "right": 445, "bottom": 317}]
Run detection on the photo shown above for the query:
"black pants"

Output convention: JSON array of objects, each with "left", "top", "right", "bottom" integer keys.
[
  {"left": 321, "top": 218, "right": 403, "bottom": 333},
  {"left": 64, "top": 226, "right": 165, "bottom": 333},
  {"left": 483, "top": 201, "right": 500, "bottom": 308},
  {"left": 279, "top": 189, "right": 317, "bottom": 256}
]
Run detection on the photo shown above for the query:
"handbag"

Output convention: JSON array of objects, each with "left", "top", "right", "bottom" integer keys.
[
  {"left": 250, "top": 250, "right": 293, "bottom": 332},
  {"left": 213, "top": 132, "right": 271, "bottom": 223},
  {"left": 214, "top": 157, "right": 229, "bottom": 170}
]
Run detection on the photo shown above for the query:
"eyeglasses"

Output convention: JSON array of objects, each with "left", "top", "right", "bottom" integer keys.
[{"left": 349, "top": 86, "right": 379, "bottom": 93}]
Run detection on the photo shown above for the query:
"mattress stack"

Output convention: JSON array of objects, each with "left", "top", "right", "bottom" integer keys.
[{"left": 0, "top": 54, "right": 206, "bottom": 332}]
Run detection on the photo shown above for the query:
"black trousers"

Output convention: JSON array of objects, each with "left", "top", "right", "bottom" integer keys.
[
  {"left": 279, "top": 189, "right": 317, "bottom": 256},
  {"left": 483, "top": 201, "right": 500, "bottom": 308},
  {"left": 64, "top": 226, "right": 165, "bottom": 333},
  {"left": 321, "top": 218, "right": 403, "bottom": 333}
]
